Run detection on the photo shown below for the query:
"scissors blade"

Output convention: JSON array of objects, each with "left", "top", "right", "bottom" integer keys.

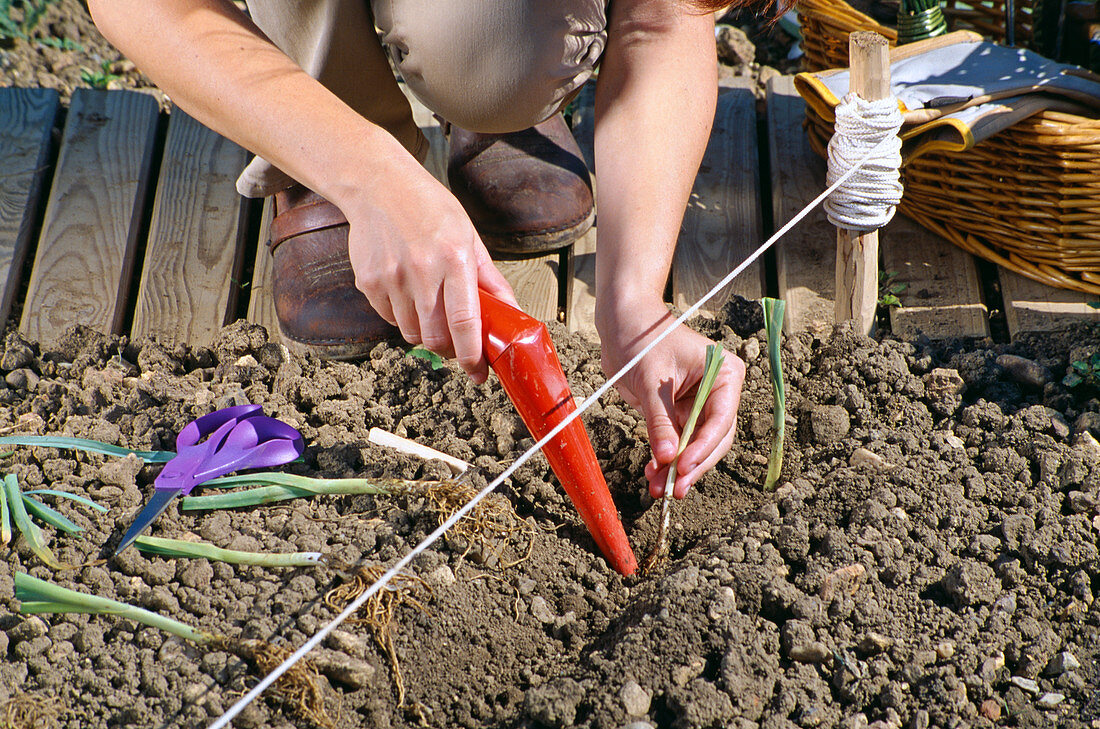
[{"left": 114, "top": 488, "right": 180, "bottom": 556}]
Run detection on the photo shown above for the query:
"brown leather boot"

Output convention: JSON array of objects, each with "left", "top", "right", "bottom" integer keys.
[
  {"left": 447, "top": 113, "right": 594, "bottom": 257},
  {"left": 269, "top": 185, "right": 399, "bottom": 359}
]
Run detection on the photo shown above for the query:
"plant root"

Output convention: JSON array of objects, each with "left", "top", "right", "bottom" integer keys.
[
  {"left": 1, "top": 693, "right": 60, "bottom": 729},
  {"left": 323, "top": 565, "right": 429, "bottom": 706},
  {"left": 641, "top": 495, "right": 673, "bottom": 574},
  {"left": 419, "top": 477, "right": 535, "bottom": 567},
  {"left": 217, "top": 637, "right": 335, "bottom": 729}
]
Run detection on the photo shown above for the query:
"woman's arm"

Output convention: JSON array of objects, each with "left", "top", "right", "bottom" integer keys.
[
  {"left": 88, "top": 0, "right": 515, "bottom": 381},
  {"left": 594, "top": 0, "right": 746, "bottom": 498}
]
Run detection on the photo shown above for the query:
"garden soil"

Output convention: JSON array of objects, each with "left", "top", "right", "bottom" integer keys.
[{"left": 0, "top": 312, "right": 1099, "bottom": 729}]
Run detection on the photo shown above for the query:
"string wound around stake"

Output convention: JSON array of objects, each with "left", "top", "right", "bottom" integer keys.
[{"left": 823, "top": 92, "right": 905, "bottom": 232}]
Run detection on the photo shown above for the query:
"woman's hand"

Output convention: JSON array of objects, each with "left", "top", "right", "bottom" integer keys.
[
  {"left": 341, "top": 156, "right": 517, "bottom": 385},
  {"left": 598, "top": 298, "right": 745, "bottom": 499}
]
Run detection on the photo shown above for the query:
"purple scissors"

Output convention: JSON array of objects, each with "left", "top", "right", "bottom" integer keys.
[{"left": 114, "top": 404, "right": 303, "bottom": 555}]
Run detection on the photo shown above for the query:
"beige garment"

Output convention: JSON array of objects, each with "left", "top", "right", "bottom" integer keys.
[{"left": 237, "top": 0, "right": 607, "bottom": 198}]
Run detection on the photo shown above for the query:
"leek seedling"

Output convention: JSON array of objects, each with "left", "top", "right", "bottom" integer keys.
[
  {"left": 3, "top": 474, "right": 64, "bottom": 569},
  {"left": 180, "top": 472, "right": 416, "bottom": 510},
  {"left": 24, "top": 489, "right": 108, "bottom": 513},
  {"left": 20, "top": 496, "right": 82, "bottom": 535},
  {"left": 1, "top": 477, "right": 105, "bottom": 567},
  {"left": 0, "top": 435, "right": 174, "bottom": 462},
  {"left": 15, "top": 571, "right": 214, "bottom": 643},
  {"left": 0, "top": 478, "right": 10, "bottom": 546},
  {"left": 15, "top": 573, "right": 335, "bottom": 726},
  {"left": 762, "top": 297, "right": 787, "bottom": 491},
  {"left": 643, "top": 344, "right": 725, "bottom": 571},
  {"left": 134, "top": 535, "right": 322, "bottom": 567}
]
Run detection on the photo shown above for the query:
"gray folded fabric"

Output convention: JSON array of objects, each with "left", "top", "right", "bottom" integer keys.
[{"left": 795, "top": 31, "right": 1100, "bottom": 159}]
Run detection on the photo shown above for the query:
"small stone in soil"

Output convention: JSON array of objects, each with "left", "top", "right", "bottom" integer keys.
[
  {"left": 529, "top": 596, "right": 555, "bottom": 624},
  {"left": 619, "top": 680, "right": 651, "bottom": 716},
  {"left": 857, "top": 632, "right": 892, "bottom": 655},
  {"left": 1045, "top": 651, "right": 1081, "bottom": 676},
  {"left": 4, "top": 368, "right": 39, "bottom": 390},
  {"left": 738, "top": 337, "right": 760, "bottom": 362},
  {"left": 1036, "top": 692, "right": 1065, "bottom": 709},
  {"left": 1010, "top": 676, "right": 1041, "bottom": 694},
  {"left": 996, "top": 354, "right": 1051, "bottom": 388},
  {"left": 849, "top": 447, "right": 889, "bottom": 469},
  {"left": 979, "top": 699, "right": 1001, "bottom": 721}
]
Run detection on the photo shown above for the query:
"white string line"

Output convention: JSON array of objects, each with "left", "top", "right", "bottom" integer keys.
[
  {"left": 824, "top": 93, "right": 904, "bottom": 232},
  {"left": 208, "top": 128, "right": 898, "bottom": 729}
]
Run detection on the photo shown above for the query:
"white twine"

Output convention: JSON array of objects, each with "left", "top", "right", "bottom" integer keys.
[
  {"left": 824, "top": 93, "right": 904, "bottom": 232},
  {"left": 207, "top": 122, "right": 899, "bottom": 729}
]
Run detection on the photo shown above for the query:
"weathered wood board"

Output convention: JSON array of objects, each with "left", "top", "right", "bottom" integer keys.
[
  {"left": 247, "top": 198, "right": 280, "bottom": 338},
  {"left": 20, "top": 89, "right": 159, "bottom": 345},
  {"left": 131, "top": 110, "right": 251, "bottom": 346},
  {"left": 766, "top": 76, "right": 835, "bottom": 336},
  {"left": 881, "top": 213, "right": 989, "bottom": 339},
  {"left": 672, "top": 78, "right": 764, "bottom": 315},
  {"left": 999, "top": 268, "right": 1100, "bottom": 337},
  {"left": 0, "top": 88, "right": 59, "bottom": 324}
]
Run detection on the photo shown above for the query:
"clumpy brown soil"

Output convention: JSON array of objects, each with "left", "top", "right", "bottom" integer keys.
[
  {"left": 1, "top": 312, "right": 1099, "bottom": 729},
  {"left": 0, "top": 0, "right": 167, "bottom": 107}
]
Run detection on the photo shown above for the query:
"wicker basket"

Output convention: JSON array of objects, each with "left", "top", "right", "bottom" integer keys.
[{"left": 796, "top": 0, "right": 1100, "bottom": 295}]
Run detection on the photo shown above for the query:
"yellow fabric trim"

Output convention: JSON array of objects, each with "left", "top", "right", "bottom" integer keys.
[
  {"left": 794, "top": 72, "right": 840, "bottom": 122},
  {"left": 899, "top": 116, "right": 975, "bottom": 148}
]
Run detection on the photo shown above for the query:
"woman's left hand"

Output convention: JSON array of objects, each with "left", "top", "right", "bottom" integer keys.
[{"left": 598, "top": 298, "right": 745, "bottom": 499}]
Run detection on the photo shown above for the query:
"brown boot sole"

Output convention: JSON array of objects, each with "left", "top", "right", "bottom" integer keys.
[{"left": 481, "top": 207, "right": 595, "bottom": 259}]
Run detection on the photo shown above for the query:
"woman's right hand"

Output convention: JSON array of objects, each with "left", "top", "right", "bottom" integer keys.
[{"left": 340, "top": 155, "right": 517, "bottom": 384}]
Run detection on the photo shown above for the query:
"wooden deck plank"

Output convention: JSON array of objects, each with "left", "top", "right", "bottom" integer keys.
[
  {"left": 881, "top": 213, "right": 990, "bottom": 339},
  {"left": 20, "top": 89, "right": 159, "bottom": 346},
  {"left": 999, "top": 268, "right": 1100, "bottom": 337},
  {"left": 766, "top": 76, "right": 835, "bottom": 336},
  {"left": 672, "top": 79, "right": 764, "bottom": 316},
  {"left": 131, "top": 110, "right": 250, "bottom": 346},
  {"left": 495, "top": 255, "right": 561, "bottom": 323},
  {"left": 247, "top": 198, "right": 280, "bottom": 338},
  {"left": 566, "top": 81, "right": 599, "bottom": 340},
  {"left": 0, "top": 88, "right": 59, "bottom": 324}
]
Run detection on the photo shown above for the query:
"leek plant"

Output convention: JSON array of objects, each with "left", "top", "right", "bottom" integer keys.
[
  {"left": 762, "top": 297, "right": 787, "bottom": 491},
  {"left": 0, "top": 435, "right": 173, "bottom": 462},
  {"left": 1, "top": 475, "right": 103, "bottom": 568},
  {"left": 134, "top": 535, "right": 322, "bottom": 567},
  {"left": 16, "top": 572, "right": 214, "bottom": 643},
  {"left": 15, "top": 572, "right": 333, "bottom": 725},
  {"left": 643, "top": 344, "right": 725, "bottom": 571},
  {"left": 180, "top": 472, "right": 416, "bottom": 510}
]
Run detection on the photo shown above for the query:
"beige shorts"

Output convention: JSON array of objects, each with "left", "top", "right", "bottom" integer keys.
[{"left": 237, "top": 0, "right": 608, "bottom": 197}]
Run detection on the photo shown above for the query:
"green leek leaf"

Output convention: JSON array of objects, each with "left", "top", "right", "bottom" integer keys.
[
  {"left": 3, "top": 475, "right": 63, "bottom": 568},
  {"left": 24, "top": 489, "right": 108, "bottom": 513},
  {"left": 0, "top": 436, "right": 174, "bottom": 462},
  {"left": 134, "top": 535, "right": 322, "bottom": 567},
  {"left": 22, "top": 495, "right": 83, "bottom": 535}
]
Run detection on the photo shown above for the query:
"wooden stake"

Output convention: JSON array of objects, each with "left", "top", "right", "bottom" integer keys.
[{"left": 835, "top": 31, "right": 892, "bottom": 335}]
